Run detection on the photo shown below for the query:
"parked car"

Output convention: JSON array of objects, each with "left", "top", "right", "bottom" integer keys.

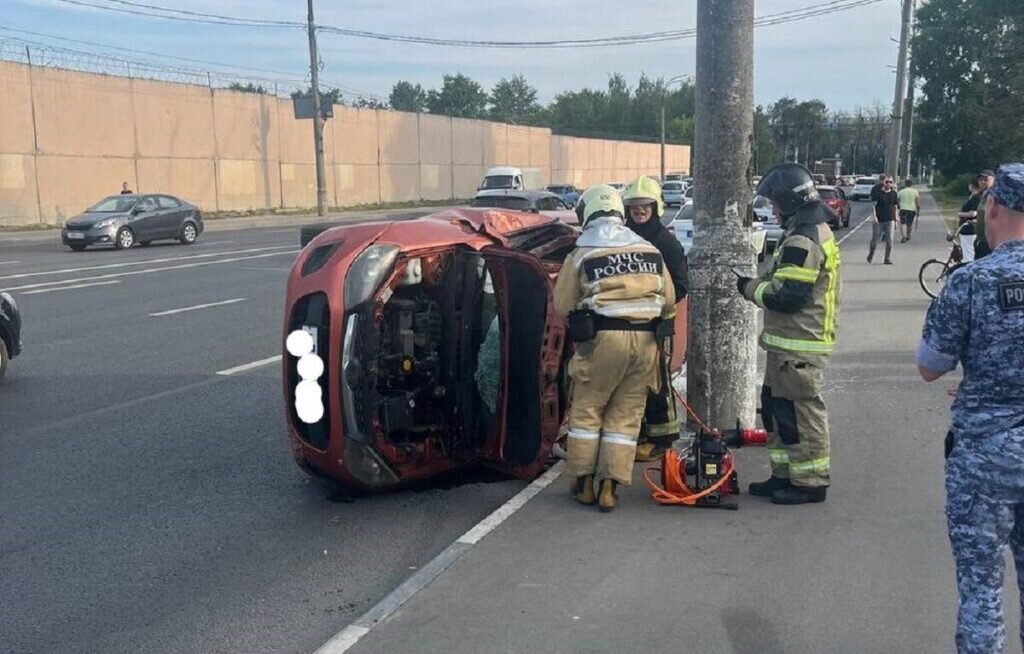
[
  {"left": 61, "top": 194, "right": 203, "bottom": 251},
  {"left": 670, "top": 203, "right": 768, "bottom": 261},
  {"left": 471, "top": 190, "right": 578, "bottom": 224},
  {"left": 607, "top": 182, "right": 627, "bottom": 192},
  {"left": 283, "top": 207, "right": 688, "bottom": 491},
  {"left": 753, "top": 195, "right": 784, "bottom": 253},
  {"left": 850, "top": 177, "right": 877, "bottom": 201},
  {"left": 817, "top": 185, "right": 851, "bottom": 228},
  {"left": 545, "top": 185, "right": 581, "bottom": 207},
  {"left": 0, "top": 291, "right": 22, "bottom": 382},
  {"left": 661, "top": 181, "right": 685, "bottom": 207}
]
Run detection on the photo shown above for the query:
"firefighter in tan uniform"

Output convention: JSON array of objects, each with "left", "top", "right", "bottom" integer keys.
[
  {"left": 554, "top": 185, "right": 676, "bottom": 512},
  {"left": 736, "top": 163, "right": 841, "bottom": 505}
]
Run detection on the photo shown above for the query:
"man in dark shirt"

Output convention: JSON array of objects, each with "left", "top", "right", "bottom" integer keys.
[
  {"left": 868, "top": 175, "right": 898, "bottom": 264},
  {"left": 120, "top": 181, "right": 133, "bottom": 195}
]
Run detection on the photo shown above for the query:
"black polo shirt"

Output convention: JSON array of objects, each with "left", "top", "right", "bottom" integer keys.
[{"left": 870, "top": 185, "right": 899, "bottom": 222}]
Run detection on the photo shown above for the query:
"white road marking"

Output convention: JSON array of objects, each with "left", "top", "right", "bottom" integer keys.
[
  {"left": 0, "top": 261, "right": 21, "bottom": 265},
  {"left": 149, "top": 297, "right": 246, "bottom": 317},
  {"left": 838, "top": 214, "right": 874, "bottom": 245},
  {"left": 314, "top": 462, "right": 565, "bottom": 654},
  {"left": 0, "top": 245, "right": 295, "bottom": 281},
  {"left": 21, "top": 280, "right": 121, "bottom": 295},
  {"left": 216, "top": 354, "right": 282, "bottom": 376},
  {"left": 240, "top": 266, "right": 292, "bottom": 272},
  {"left": 2, "top": 250, "right": 299, "bottom": 292}
]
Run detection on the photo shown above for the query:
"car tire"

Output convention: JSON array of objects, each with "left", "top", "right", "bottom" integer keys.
[
  {"left": 68, "top": 243, "right": 88, "bottom": 252},
  {"left": 179, "top": 222, "right": 198, "bottom": 245},
  {"left": 114, "top": 227, "right": 135, "bottom": 250},
  {"left": 0, "top": 338, "right": 7, "bottom": 382}
]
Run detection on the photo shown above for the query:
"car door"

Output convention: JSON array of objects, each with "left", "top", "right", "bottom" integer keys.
[
  {"left": 156, "top": 196, "right": 186, "bottom": 238},
  {"left": 129, "top": 196, "right": 160, "bottom": 241}
]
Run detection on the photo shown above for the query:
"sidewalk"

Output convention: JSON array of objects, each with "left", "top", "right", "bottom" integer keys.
[
  {"left": 0, "top": 204, "right": 460, "bottom": 241},
  {"left": 334, "top": 193, "right": 995, "bottom": 654}
]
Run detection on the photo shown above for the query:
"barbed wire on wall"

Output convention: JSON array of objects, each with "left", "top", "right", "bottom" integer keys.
[{"left": 0, "top": 35, "right": 389, "bottom": 104}]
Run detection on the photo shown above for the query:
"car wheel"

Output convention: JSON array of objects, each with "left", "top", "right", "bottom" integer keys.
[
  {"left": 68, "top": 243, "right": 88, "bottom": 252},
  {"left": 0, "top": 338, "right": 7, "bottom": 382},
  {"left": 114, "top": 227, "right": 135, "bottom": 250},
  {"left": 179, "top": 222, "right": 198, "bottom": 245}
]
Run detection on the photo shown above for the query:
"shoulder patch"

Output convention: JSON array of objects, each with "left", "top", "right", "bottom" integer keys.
[
  {"left": 998, "top": 281, "right": 1024, "bottom": 311},
  {"left": 780, "top": 246, "right": 809, "bottom": 266},
  {"left": 582, "top": 251, "right": 663, "bottom": 282}
]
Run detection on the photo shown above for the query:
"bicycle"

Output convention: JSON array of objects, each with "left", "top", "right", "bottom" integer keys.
[{"left": 918, "top": 222, "right": 972, "bottom": 299}]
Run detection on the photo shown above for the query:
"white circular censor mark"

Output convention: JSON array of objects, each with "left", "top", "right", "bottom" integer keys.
[
  {"left": 297, "top": 353, "right": 324, "bottom": 380},
  {"left": 296, "top": 394, "right": 325, "bottom": 424},
  {"left": 296, "top": 379, "right": 322, "bottom": 402},
  {"left": 286, "top": 329, "right": 314, "bottom": 357}
]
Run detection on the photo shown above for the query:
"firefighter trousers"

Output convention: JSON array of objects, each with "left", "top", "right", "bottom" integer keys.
[
  {"left": 566, "top": 330, "right": 658, "bottom": 485},
  {"left": 760, "top": 350, "right": 831, "bottom": 488},
  {"left": 638, "top": 350, "right": 679, "bottom": 445}
]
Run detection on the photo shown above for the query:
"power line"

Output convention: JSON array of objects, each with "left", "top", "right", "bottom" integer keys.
[{"left": 47, "top": 0, "right": 882, "bottom": 48}]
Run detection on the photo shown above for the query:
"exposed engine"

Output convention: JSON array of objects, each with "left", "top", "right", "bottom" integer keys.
[{"left": 376, "top": 289, "right": 445, "bottom": 439}]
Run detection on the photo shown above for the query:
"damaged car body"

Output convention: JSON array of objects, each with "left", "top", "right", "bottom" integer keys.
[{"left": 284, "top": 208, "right": 582, "bottom": 491}]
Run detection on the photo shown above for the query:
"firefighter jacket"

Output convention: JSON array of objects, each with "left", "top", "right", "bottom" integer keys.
[
  {"left": 741, "top": 203, "right": 841, "bottom": 359},
  {"left": 554, "top": 216, "right": 677, "bottom": 323}
]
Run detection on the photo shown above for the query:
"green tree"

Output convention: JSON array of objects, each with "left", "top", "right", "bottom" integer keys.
[
  {"left": 667, "top": 115, "right": 694, "bottom": 143},
  {"left": 426, "top": 73, "right": 488, "bottom": 119},
  {"left": 912, "top": 0, "right": 1024, "bottom": 176},
  {"left": 291, "top": 86, "right": 342, "bottom": 106},
  {"left": 389, "top": 81, "right": 427, "bottom": 112},
  {"left": 489, "top": 75, "right": 542, "bottom": 124},
  {"left": 752, "top": 106, "right": 777, "bottom": 174},
  {"left": 228, "top": 82, "right": 267, "bottom": 94}
]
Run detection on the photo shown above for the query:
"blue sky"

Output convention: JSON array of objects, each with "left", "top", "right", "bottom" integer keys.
[{"left": 4, "top": 0, "right": 905, "bottom": 112}]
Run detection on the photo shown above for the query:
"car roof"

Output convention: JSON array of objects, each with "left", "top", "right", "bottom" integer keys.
[{"left": 484, "top": 166, "right": 522, "bottom": 176}]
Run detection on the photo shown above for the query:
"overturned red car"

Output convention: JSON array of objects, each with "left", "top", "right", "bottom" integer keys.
[{"left": 283, "top": 208, "right": 688, "bottom": 492}]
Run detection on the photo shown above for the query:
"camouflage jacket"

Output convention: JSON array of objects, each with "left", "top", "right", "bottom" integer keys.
[{"left": 918, "top": 239, "right": 1024, "bottom": 438}]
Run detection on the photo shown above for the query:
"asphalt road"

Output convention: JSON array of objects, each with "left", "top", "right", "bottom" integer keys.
[
  {"left": 0, "top": 215, "right": 528, "bottom": 654},
  {"left": 345, "top": 195, "right": 1017, "bottom": 654}
]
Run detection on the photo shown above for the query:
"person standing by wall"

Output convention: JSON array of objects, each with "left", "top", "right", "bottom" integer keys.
[
  {"left": 916, "top": 163, "right": 1024, "bottom": 653},
  {"left": 868, "top": 175, "right": 899, "bottom": 264},
  {"left": 120, "top": 181, "right": 133, "bottom": 195}
]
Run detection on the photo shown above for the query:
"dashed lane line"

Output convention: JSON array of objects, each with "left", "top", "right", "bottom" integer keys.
[
  {"left": 149, "top": 298, "right": 246, "bottom": 317},
  {"left": 215, "top": 355, "right": 282, "bottom": 376},
  {"left": 21, "top": 280, "right": 120, "bottom": 295}
]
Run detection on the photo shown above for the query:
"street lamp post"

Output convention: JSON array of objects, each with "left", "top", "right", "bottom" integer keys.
[{"left": 660, "top": 74, "right": 689, "bottom": 181}]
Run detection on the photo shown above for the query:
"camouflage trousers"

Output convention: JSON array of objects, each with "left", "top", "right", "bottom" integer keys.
[{"left": 946, "top": 430, "right": 1024, "bottom": 654}]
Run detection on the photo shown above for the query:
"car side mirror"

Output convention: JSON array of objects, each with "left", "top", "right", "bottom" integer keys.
[{"left": 132, "top": 206, "right": 145, "bottom": 215}]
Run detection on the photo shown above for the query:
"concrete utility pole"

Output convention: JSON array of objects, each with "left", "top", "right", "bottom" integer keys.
[
  {"left": 307, "top": 0, "right": 328, "bottom": 216},
  {"left": 884, "top": 0, "right": 913, "bottom": 179},
  {"left": 688, "top": 0, "right": 757, "bottom": 430}
]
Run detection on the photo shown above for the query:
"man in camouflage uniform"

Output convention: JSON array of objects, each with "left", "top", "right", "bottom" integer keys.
[
  {"left": 736, "top": 163, "right": 842, "bottom": 505},
  {"left": 555, "top": 185, "right": 676, "bottom": 512},
  {"left": 917, "top": 163, "right": 1024, "bottom": 653}
]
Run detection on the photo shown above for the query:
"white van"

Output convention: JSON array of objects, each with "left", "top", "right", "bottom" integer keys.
[{"left": 477, "top": 167, "right": 544, "bottom": 192}]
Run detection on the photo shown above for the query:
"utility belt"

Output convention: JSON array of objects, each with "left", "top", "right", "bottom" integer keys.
[{"left": 567, "top": 310, "right": 673, "bottom": 343}]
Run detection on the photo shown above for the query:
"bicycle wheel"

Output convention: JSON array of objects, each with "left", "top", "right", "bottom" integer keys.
[{"left": 919, "top": 259, "right": 949, "bottom": 299}]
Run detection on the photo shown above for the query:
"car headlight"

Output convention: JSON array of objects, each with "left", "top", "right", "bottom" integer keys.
[
  {"left": 344, "top": 244, "right": 399, "bottom": 310},
  {"left": 93, "top": 219, "right": 115, "bottom": 229},
  {"left": 0, "top": 291, "right": 15, "bottom": 312}
]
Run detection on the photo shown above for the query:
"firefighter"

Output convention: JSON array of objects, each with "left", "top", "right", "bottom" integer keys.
[
  {"left": 555, "top": 185, "right": 676, "bottom": 512},
  {"left": 735, "top": 163, "right": 841, "bottom": 505},
  {"left": 621, "top": 175, "right": 688, "bottom": 462}
]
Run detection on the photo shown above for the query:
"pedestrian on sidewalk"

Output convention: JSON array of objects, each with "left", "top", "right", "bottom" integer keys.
[
  {"left": 554, "top": 185, "right": 676, "bottom": 512},
  {"left": 737, "top": 163, "right": 841, "bottom": 505},
  {"left": 897, "top": 178, "right": 920, "bottom": 243},
  {"left": 917, "top": 163, "right": 1024, "bottom": 654},
  {"left": 972, "top": 169, "right": 997, "bottom": 260},
  {"left": 868, "top": 175, "right": 898, "bottom": 264},
  {"left": 621, "top": 175, "right": 688, "bottom": 463}
]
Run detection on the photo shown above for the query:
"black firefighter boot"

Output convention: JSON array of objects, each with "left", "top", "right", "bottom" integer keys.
[
  {"left": 598, "top": 479, "right": 619, "bottom": 513},
  {"left": 571, "top": 475, "right": 596, "bottom": 506},
  {"left": 771, "top": 485, "right": 827, "bottom": 505},
  {"left": 748, "top": 476, "right": 791, "bottom": 497}
]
